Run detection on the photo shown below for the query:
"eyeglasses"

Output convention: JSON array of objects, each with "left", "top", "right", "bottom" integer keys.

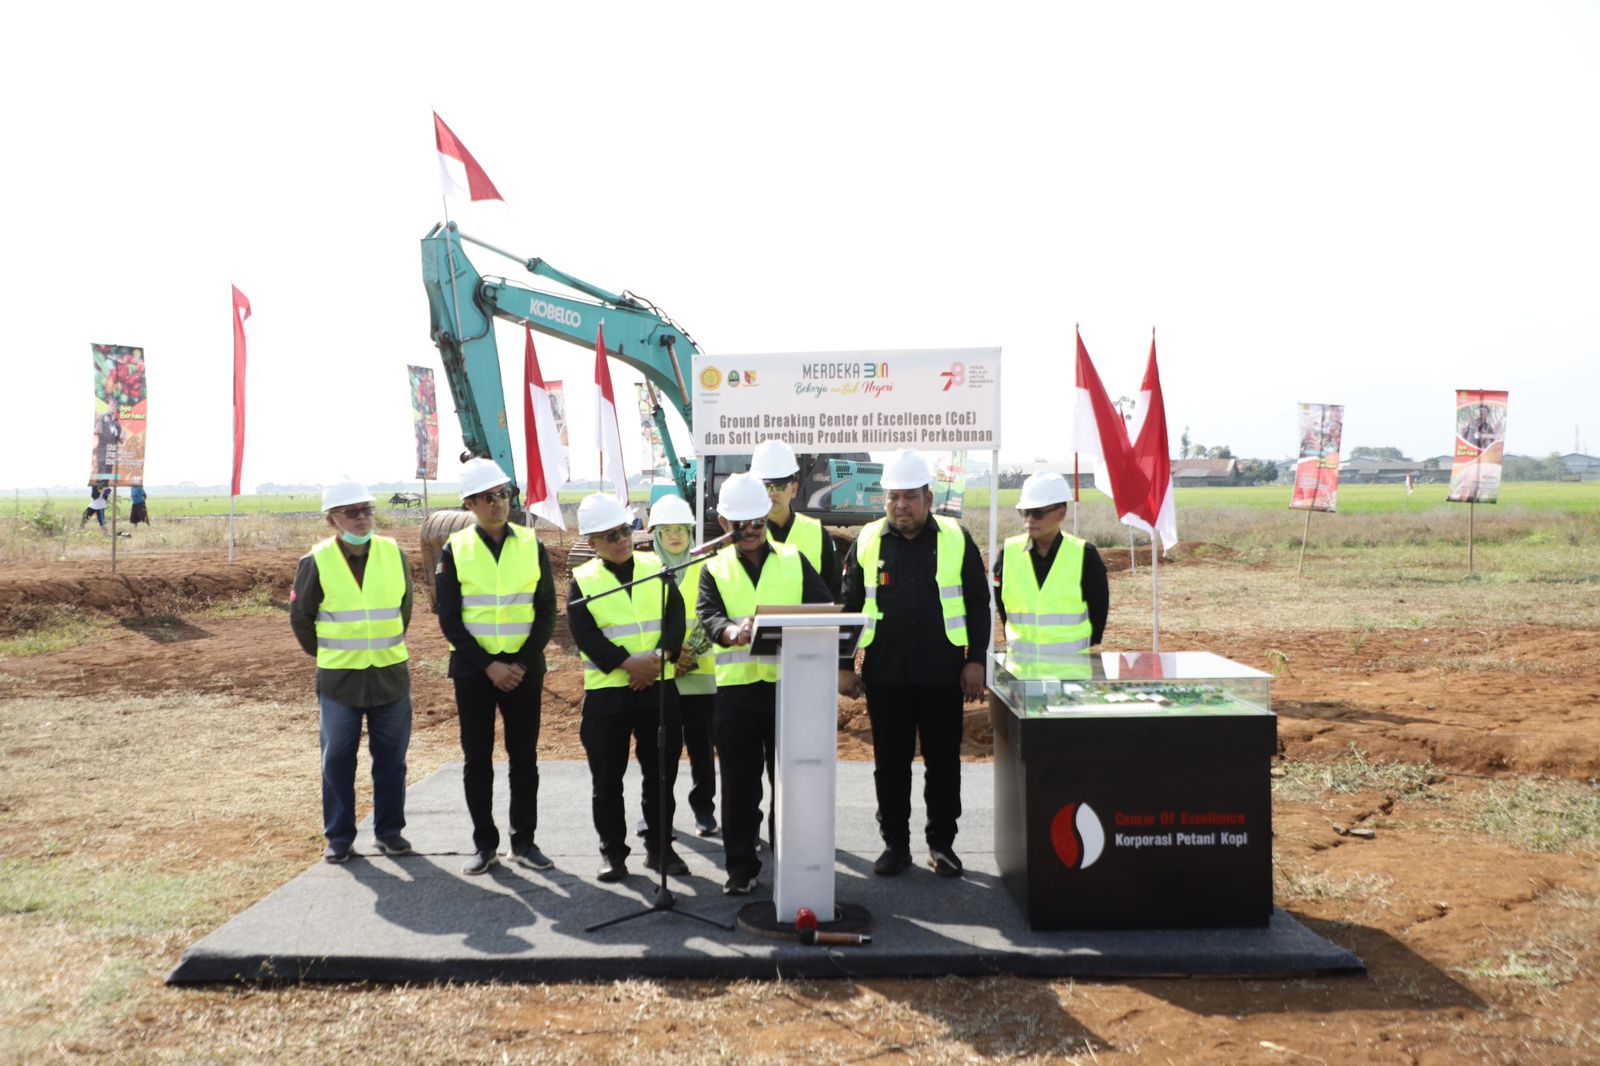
[
  {"left": 729, "top": 518, "right": 767, "bottom": 533},
  {"left": 474, "top": 489, "right": 514, "bottom": 503},
  {"left": 336, "top": 505, "right": 374, "bottom": 519},
  {"left": 593, "top": 525, "right": 632, "bottom": 544},
  {"left": 1019, "top": 505, "right": 1065, "bottom": 520}
]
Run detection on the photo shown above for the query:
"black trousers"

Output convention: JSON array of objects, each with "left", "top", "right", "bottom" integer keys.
[
  {"left": 679, "top": 691, "right": 717, "bottom": 822},
  {"left": 454, "top": 670, "right": 541, "bottom": 854},
  {"left": 580, "top": 687, "right": 682, "bottom": 861},
  {"left": 864, "top": 683, "right": 964, "bottom": 851},
  {"left": 713, "top": 682, "right": 777, "bottom": 882}
]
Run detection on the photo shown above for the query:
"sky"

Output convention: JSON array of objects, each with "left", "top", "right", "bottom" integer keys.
[{"left": 3, "top": 1, "right": 1597, "bottom": 493}]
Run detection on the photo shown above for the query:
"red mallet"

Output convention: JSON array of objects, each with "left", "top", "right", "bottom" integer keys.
[{"left": 794, "top": 907, "right": 818, "bottom": 933}]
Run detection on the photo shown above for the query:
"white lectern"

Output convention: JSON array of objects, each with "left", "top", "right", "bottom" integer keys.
[{"left": 750, "top": 608, "right": 867, "bottom": 924}]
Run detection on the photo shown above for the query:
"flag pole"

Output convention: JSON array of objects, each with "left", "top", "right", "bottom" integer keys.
[
  {"left": 1072, "top": 452, "right": 1080, "bottom": 537},
  {"left": 1296, "top": 507, "right": 1312, "bottom": 578},
  {"left": 1128, "top": 528, "right": 1137, "bottom": 575},
  {"left": 1150, "top": 531, "right": 1160, "bottom": 653},
  {"left": 228, "top": 492, "right": 235, "bottom": 563}
]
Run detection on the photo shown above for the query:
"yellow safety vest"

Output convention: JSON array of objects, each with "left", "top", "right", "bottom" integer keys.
[
  {"left": 769, "top": 511, "right": 824, "bottom": 573},
  {"left": 312, "top": 536, "right": 408, "bottom": 670},
  {"left": 1000, "top": 533, "right": 1093, "bottom": 665},
  {"left": 705, "top": 542, "right": 803, "bottom": 686},
  {"left": 855, "top": 516, "right": 970, "bottom": 649},
  {"left": 573, "top": 553, "right": 673, "bottom": 690},
  {"left": 446, "top": 524, "right": 542, "bottom": 654},
  {"left": 670, "top": 554, "right": 718, "bottom": 690}
]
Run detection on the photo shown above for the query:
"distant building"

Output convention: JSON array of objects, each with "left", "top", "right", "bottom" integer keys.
[
  {"left": 1170, "top": 458, "right": 1238, "bottom": 487},
  {"left": 1561, "top": 453, "right": 1600, "bottom": 480},
  {"left": 1337, "top": 459, "right": 1446, "bottom": 484}
]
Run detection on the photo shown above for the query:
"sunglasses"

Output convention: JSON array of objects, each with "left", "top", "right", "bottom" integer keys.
[
  {"left": 473, "top": 488, "right": 514, "bottom": 503},
  {"left": 729, "top": 518, "right": 767, "bottom": 533},
  {"left": 762, "top": 478, "right": 794, "bottom": 492},
  {"left": 592, "top": 525, "right": 632, "bottom": 544},
  {"left": 335, "top": 505, "right": 374, "bottom": 519},
  {"left": 1019, "top": 505, "right": 1065, "bottom": 520}
]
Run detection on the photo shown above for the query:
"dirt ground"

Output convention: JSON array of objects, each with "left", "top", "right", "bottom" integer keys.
[{"left": 1, "top": 530, "right": 1597, "bottom": 1063}]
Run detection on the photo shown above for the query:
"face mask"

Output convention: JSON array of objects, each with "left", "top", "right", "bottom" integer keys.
[{"left": 339, "top": 530, "right": 373, "bottom": 546}]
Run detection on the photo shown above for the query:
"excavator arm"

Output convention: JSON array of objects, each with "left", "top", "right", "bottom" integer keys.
[{"left": 420, "top": 222, "right": 698, "bottom": 500}]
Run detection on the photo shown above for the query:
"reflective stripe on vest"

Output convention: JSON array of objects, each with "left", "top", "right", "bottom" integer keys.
[
  {"left": 769, "top": 511, "right": 824, "bottom": 573},
  {"left": 854, "top": 516, "right": 970, "bottom": 649},
  {"left": 573, "top": 553, "right": 672, "bottom": 690},
  {"left": 446, "top": 524, "right": 542, "bottom": 655},
  {"left": 1001, "top": 532, "right": 1092, "bottom": 661},
  {"left": 312, "top": 536, "right": 408, "bottom": 670},
  {"left": 705, "top": 542, "right": 803, "bottom": 686}
]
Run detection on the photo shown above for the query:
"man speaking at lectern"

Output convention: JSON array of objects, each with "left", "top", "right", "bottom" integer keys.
[
  {"left": 838, "top": 449, "right": 991, "bottom": 880},
  {"left": 697, "top": 472, "right": 834, "bottom": 896}
]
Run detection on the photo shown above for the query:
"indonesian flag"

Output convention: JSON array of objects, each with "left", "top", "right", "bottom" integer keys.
[
  {"left": 523, "top": 326, "right": 567, "bottom": 529},
  {"left": 1406, "top": 471, "right": 1415, "bottom": 497},
  {"left": 434, "top": 111, "right": 503, "bottom": 205},
  {"left": 230, "top": 285, "right": 251, "bottom": 497},
  {"left": 593, "top": 321, "right": 629, "bottom": 505},
  {"left": 1071, "top": 328, "right": 1145, "bottom": 510},
  {"left": 1124, "top": 333, "right": 1178, "bottom": 553}
]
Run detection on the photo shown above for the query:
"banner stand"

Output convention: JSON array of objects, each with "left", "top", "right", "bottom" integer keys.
[
  {"left": 1296, "top": 507, "right": 1313, "bottom": 578},
  {"left": 110, "top": 487, "right": 119, "bottom": 574},
  {"left": 422, "top": 478, "right": 430, "bottom": 518},
  {"left": 1468, "top": 501, "right": 1475, "bottom": 575}
]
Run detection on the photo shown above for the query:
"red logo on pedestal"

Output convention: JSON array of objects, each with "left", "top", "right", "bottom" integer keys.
[{"left": 1051, "top": 802, "right": 1105, "bottom": 869}]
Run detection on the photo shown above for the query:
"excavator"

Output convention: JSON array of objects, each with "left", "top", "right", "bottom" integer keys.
[{"left": 417, "top": 222, "right": 963, "bottom": 573}]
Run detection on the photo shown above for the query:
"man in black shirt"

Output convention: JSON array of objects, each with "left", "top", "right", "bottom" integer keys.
[
  {"left": 837, "top": 450, "right": 991, "bottom": 879},
  {"left": 990, "top": 471, "right": 1109, "bottom": 647}
]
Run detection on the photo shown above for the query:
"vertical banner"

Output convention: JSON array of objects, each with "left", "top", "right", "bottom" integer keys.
[
  {"left": 90, "top": 344, "right": 147, "bottom": 486},
  {"left": 545, "top": 381, "right": 570, "bottom": 446},
  {"left": 1289, "top": 402, "right": 1344, "bottom": 512},
  {"left": 635, "top": 382, "right": 667, "bottom": 477},
  {"left": 407, "top": 365, "right": 440, "bottom": 479},
  {"left": 1448, "top": 390, "right": 1508, "bottom": 504}
]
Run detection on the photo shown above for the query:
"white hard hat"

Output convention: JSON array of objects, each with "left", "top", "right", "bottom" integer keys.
[
  {"left": 1017, "top": 471, "right": 1071, "bottom": 510},
  {"left": 648, "top": 494, "right": 694, "bottom": 528},
  {"left": 459, "top": 457, "right": 512, "bottom": 499},
  {"left": 577, "top": 493, "right": 633, "bottom": 536},
  {"left": 717, "top": 473, "right": 773, "bottom": 522},
  {"left": 322, "top": 481, "right": 374, "bottom": 511},
  {"left": 879, "top": 449, "right": 933, "bottom": 490},
  {"left": 750, "top": 438, "right": 799, "bottom": 479}
]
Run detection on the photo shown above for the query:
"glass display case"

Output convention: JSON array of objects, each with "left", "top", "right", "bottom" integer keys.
[{"left": 991, "top": 650, "right": 1272, "bottom": 718}]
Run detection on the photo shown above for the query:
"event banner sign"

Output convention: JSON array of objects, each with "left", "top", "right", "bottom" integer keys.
[
  {"left": 407, "top": 365, "right": 440, "bottom": 480},
  {"left": 545, "top": 380, "right": 569, "bottom": 446},
  {"left": 691, "top": 348, "right": 1001, "bottom": 456},
  {"left": 90, "top": 344, "right": 147, "bottom": 486},
  {"left": 635, "top": 382, "right": 667, "bottom": 476},
  {"left": 1447, "top": 389, "right": 1508, "bottom": 504},
  {"left": 1289, "top": 402, "right": 1343, "bottom": 512}
]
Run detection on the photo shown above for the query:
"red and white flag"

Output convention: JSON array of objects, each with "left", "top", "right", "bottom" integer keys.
[
  {"left": 523, "top": 326, "right": 567, "bottom": 529},
  {"left": 434, "top": 111, "right": 503, "bottom": 205},
  {"left": 230, "top": 285, "right": 251, "bottom": 497},
  {"left": 593, "top": 321, "right": 629, "bottom": 505},
  {"left": 1071, "top": 328, "right": 1144, "bottom": 509},
  {"left": 1406, "top": 471, "right": 1415, "bottom": 497},
  {"left": 1123, "top": 332, "right": 1178, "bottom": 553}
]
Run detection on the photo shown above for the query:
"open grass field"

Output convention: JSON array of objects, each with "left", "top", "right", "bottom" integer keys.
[{"left": 1, "top": 501, "right": 1598, "bottom": 1062}]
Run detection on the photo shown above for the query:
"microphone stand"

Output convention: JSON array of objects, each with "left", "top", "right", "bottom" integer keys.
[{"left": 577, "top": 537, "right": 735, "bottom": 934}]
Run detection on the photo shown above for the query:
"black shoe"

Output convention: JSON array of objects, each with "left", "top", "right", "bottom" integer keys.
[
  {"left": 510, "top": 843, "right": 553, "bottom": 871},
  {"left": 373, "top": 835, "right": 413, "bottom": 857},
  {"left": 873, "top": 847, "right": 913, "bottom": 876},
  {"left": 723, "top": 873, "right": 758, "bottom": 896},
  {"left": 462, "top": 850, "right": 499, "bottom": 876},
  {"left": 694, "top": 813, "right": 719, "bottom": 837},
  {"left": 645, "top": 850, "right": 690, "bottom": 876},
  {"left": 322, "top": 842, "right": 352, "bottom": 865},
  {"left": 928, "top": 845, "right": 965, "bottom": 878},
  {"left": 597, "top": 856, "right": 628, "bottom": 883}
]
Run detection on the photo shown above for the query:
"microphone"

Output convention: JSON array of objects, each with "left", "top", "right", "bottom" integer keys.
[
  {"left": 798, "top": 929, "right": 871, "bottom": 946},
  {"left": 689, "top": 531, "right": 734, "bottom": 557}
]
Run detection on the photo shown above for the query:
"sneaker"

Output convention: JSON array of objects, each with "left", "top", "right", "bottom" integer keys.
[
  {"left": 462, "top": 850, "right": 499, "bottom": 876},
  {"left": 873, "top": 847, "right": 913, "bottom": 876},
  {"left": 322, "top": 842, "right": 352, "bottom": 865},
  {"left": 597, "top": 856, "right": 628, "bottom": 883},
  {"left": 722, "top": 873, "right": 758, "bottom": 896},
  {"left": 510, "top": 844, "right": 553, "bottom": 871},
  {"left": 694, "top": 813, "right": 719, "bottom": 837},
  {"left": 928, "top": 845, "right": 965, "bottom": 878},
  {"left": 645, "top": 850, "right": 690, "bottom": 876},
  {"left": 373, "top": 835, "right": 413, "bottom": 857}
]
